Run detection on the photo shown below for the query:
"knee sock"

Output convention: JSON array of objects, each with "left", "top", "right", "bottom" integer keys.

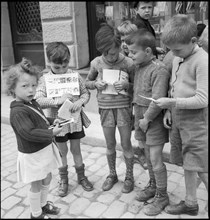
[
  {"left": 184, "top": 170, "right": 198, "bottom": 206},
  {"left": 153, "top": 164, "right": 167, "bottom": 195},
  {"left": 146, "top": 158, "right": 155, "bottom": 184},
  {"left": 28, "top": 190, "right": 42, "bottom": 217},
  {"left": 40, "top": 184, "right": 50, "bottom": 208}
]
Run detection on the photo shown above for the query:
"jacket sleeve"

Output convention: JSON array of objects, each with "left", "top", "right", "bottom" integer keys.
[
  {"left": 144, "top": 67, "right": 170, "bottom": 122},
  {"left": 85, "top": 60, "right": 99, "bottom": 90},
  {"left": 74, "top": 74, "right": 90, "bottom": 107},
  {"left": 11, "top": 111, "right": 53, "bottom": 143}
]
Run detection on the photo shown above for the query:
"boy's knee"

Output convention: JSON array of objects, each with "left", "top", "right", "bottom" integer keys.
[
  {"left": 121, "top": 143, "right": 133, "bottom": 153},
  {"left": 59, "top": 147, "right": 68, "bottom": 157},
  {"left": 70, "top": 147, "right": 80, "bottom": 156}
]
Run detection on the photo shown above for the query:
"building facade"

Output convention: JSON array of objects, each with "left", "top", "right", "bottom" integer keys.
[{"left": 1, "top": 1, "right": 208, "bottom": 71}]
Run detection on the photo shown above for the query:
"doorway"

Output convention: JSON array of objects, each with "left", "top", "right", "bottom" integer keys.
[
  {"left": 86, "top": 2, "right": 107, "bottom": 61},
  {"left": 8, "top": 2, "right": 45, "bottom": 68}
]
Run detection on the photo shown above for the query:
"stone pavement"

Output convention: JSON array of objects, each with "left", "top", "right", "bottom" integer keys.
[{"left": 1, "top": 123, "right": 208, "bottom": 219}]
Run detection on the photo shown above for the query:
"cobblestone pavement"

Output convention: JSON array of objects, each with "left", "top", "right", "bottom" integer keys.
[{"left": 1, "top": 123, "right": 208, "bottom": 219}]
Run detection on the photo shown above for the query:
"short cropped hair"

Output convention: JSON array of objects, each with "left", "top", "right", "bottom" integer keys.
[
  {"left": 125, "top": 29, "right": 157, "bottom": 55},
  {"left": 161, "top": 14, "right": 197, "bottom": 45},
  {"left": 46, "top": 42, "right": 70, "bottom": 64},
  {"left": 4, "top": 58, "right": 42, "bottom": 97},
  {"left": 197, "top": 23, "right": 206, "bottom": 37},
  {"left": 117, "top": 20, "right": 138, "bottom": 36},
  {"left": 95, "top": 23, "right": 121, "bottom": 54},
  {"left": 134, "top": 1, "right": 156, "bottom": 9}
]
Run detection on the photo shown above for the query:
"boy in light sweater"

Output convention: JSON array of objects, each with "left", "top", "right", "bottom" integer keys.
[{"left": 155, "top": 14, "right": 208, "bottom": 216}]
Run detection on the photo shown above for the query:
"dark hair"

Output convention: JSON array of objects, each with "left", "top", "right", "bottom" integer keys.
[
  {"left": 95, "top": 23, "right": 121, "bottom": 54},
  {"left": 3, "top": 58, "right": 42, "bottom": 97},
  {"left": 46, "top": 42, "right": 70, "bottom": 64},
  {"left": 197, "top": 23, "right": 206, "bottom": 37},
  {"left": 125, "top": 29, "right": 156, "bottom": 54},
  {"left": 133, "top": 1, "right": 156, "bottom": 8}
]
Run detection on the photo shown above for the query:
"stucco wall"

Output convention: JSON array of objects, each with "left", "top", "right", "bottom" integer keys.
[
  {"left": 39, "top": 2, "right": 89, "bottom": 69},
  {"left": 1, "top": 2, "right": 15, "bottom": 70}
]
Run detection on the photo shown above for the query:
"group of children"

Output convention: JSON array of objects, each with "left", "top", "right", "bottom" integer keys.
[{"left": 4, "top": 6, "right": 208, "bottom": 219}]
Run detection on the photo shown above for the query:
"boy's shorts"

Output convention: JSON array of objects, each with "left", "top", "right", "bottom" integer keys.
[
  {"left": 170, "top": 108, "right": 208, "bottom": 172},
  {"left": 134, "top": 104, "right": 168, "bottom": 146},
  {"left": 99, "top": 107, "right": 132, "bottom": 128},
  {"left": 55, "top": 128, "right": 85, "bottom": 142}
]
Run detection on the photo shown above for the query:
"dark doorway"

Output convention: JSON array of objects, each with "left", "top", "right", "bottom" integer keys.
[
  {"left": 8, "top": 2, "right": 45, "bottom": 68},
  {"left": 86, "top": 2, "right": 107, "bottom": 62}
]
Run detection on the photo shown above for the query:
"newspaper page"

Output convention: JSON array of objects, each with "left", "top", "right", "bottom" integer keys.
[{"left": 45, "top": 72, "right": 80, "bottom": 98}]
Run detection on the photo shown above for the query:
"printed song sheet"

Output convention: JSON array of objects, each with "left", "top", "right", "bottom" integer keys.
[{"left": 45, "top": 72, "right": 80, "bottom": 98}]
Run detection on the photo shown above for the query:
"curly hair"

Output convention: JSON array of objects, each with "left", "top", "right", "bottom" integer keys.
[
  {"left": 3, "top": 58, "right": 43, "bottom": 97},
  {"left": 117, "top": 20, "right": 138, "bottom": 36}
]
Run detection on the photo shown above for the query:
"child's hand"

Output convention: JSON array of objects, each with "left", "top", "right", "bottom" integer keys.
[
  {"left": 58, "top": 93, "right": 73, "bottom": 105},
  {"left": 52, "top": 123, "right": 63, "bottom": 136},
  {"left": 156, "top": 47, "right": 165, "bottom": 54},
  {"left": 154, "top": 97, "right": 176, "bottom": 109},
  {"left": 163, "top": 109, "right": 172, "bottom": 129},
  {"left": 95, "top": 80, "right": 107, "bottom": 90},
  {"left": 113, "top": 81, "right": 127, "bottom": 92},
  {"left": 71, "top": 100, "right": 82, "bottom": 112},
  {"left": 139, "top": 118, "right": 150, "bottom": 133}
]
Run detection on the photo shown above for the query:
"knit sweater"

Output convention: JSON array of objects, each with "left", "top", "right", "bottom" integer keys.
[
  {"left": 10, "top": 99, "right": 54, "bottom": 154},
  {"left": 85, "top": 53, "right": 135, "bottom": 109},
  {"left": 35, "top": 69, "right": 90, "bottom": 134},
  {"left": 133, "top": 58, "right": 170, "bottom": 122},
  {"left": 170, "top": 45, "right": 208, "bottom": 109}
]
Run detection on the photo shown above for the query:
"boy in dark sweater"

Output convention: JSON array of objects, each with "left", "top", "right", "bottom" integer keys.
[{"left": 125, "top": 29, "right": 170, "bottom": 216}]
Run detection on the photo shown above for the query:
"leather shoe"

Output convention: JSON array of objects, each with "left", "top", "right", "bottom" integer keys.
[
  {"left": 165, "top": 200, "right": 199, "bottom": 216},
  {"left": 31, "top": 212, "right": 51, "bottom": 219},
  {"left": 42, "top": 201, "right": 60, "bottom": 215},
  {"left": 79, "top": 177, "right": 94, "bottom": 191},
  {"left": 102, "top": 175, "right": 118, "bottom": 191},
  {"left": 122, "top": 178, "right": 134, "bottom": 193}
]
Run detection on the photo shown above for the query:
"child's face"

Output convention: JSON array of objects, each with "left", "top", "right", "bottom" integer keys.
[
  {"left": 166, "top": 40, "right": 196, "bottom": 59},
  {"left": 137, "top": 2, "right": 153, "bottom": 20},
  {"left": 121, "top": 35, "right": 129, "bottom": 55},
  {"left": 14, "top": 73, "right": 38, "bottom": 102},
  {"left": 103, "top": 47, "right": 120, "bottom": 63},
  {"left": 49, "top": 61, "right": 69, "bottom": 74},
  {"left": 127, "top": 44, "right": 149, "bottom": 65}
]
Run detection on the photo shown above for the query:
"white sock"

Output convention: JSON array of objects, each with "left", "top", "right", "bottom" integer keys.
[
  {"left": 28, "top": 190, "right": 42, "bottom": 217},
  {"left": 40, "top": 184, "right": 50, "bottom": 208}
]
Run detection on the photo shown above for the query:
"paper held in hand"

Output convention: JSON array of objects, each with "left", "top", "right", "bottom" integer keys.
[
  {"left": 138, "top": 94, "right": 156, "bottom": 102},
  {"left": 102, "top": 69, "right": 129, "bottom": 96},
  {"left": 57, "top": 99, "right": 81, "bottom": 123},
  {"left": 44, "top": 72, "right": 80, "bottom": 98},
  {"left": 48, "top": 118, "right": 74, "bottom": 129}
]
